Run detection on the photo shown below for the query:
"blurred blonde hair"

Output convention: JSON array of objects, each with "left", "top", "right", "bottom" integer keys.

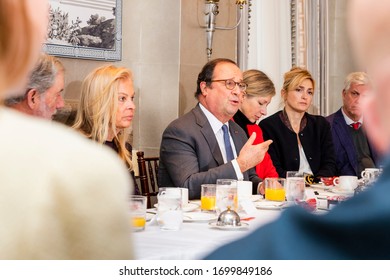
[
  {"left": 73, "top": 65, "right": 133, "bottom": 169},
  {"left": 0, "top": 0, "right": 38, "bottom": 97},
  {"left": 243, "top": 69, "right": 276, "bottom": 98},
  {"left": 282, "top": 66, "right": 315, "bottom": 100}
]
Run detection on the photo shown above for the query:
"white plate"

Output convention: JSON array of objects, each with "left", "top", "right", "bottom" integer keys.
[
  {"left": 251, "top": 195, "right": 262, "bottom": 202},
  {"left": 208, "top": 221, "right": 249, "bottom": 231},
  {"left": 255, "top": 201, "right": 285, "bottom": 210},
  {"left": 183, "top": 212, "right": 217, "bottom": 222},
  {"left": 309, "top": 183, "right": 333, "bottom": 190},
  {"left": 153, "top": 202, "right": 199, "bottom": 212},
  {"left": 146, "top": 213, "right": 155, "bottom": 221},
  {"left": 329, "top": 187, "right": 354, "bottom": 196}
]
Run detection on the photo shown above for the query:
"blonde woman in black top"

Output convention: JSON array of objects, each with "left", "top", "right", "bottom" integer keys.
[{"left": 259, "top": 67, "right": 336, "bottom": 178}]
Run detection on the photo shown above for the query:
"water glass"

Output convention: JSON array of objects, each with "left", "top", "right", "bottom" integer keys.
[
  {"left": 216, "top": 179, "right": 237, "bottom": 214},
  {"left": 286, "top": 171, "right": 305, "bottom": 203},
  {"left": 157, "top": 188, "right": 183, "bottom": 231},
  {"left": 129, "top": 195, "right": 147, "bottom": 232}
]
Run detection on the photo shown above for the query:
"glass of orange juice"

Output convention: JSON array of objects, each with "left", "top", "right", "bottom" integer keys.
[
  {"left": 265, "top": 178, "right": 286, "bottom": 202},
  {"left": 201, "top": 184, "right": 216, "bottom": 212},
  {"left": 129, "top": 195, "right": 147, "bottom": 231}
]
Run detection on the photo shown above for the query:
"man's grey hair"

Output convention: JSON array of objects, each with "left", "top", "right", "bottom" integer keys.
[
  {"left": 4, "top": 53, "right": 64, "bottom": 105},
  {"left": 343, "top": 71, "right": 370, "bottom": 91}
]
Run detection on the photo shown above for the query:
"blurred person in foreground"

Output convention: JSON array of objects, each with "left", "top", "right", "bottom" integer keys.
[
  {"left": 205, "top": 0, "right": 390, "bottom": 259},
  {"left": 232, "top": 69, "right": 278, "bottom": 194},
  {"left": 158, "top": 58, "right": 272, "bottom": 199},
  {"left": 0, "top": 0, "right": 133, "bottom": 259},
  {"left": 326, "top": 72, "right": 380, "bottom": 178},
  {"left": 72, "top": 65, "right": 139, "bottom": 194},
  {"left": 4, "top": 53, "right": 65, "bottom": 119}
]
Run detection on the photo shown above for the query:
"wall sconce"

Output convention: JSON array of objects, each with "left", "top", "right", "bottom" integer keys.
[{"left": 202, "top": 0, "right": 247, "bottom": 60}]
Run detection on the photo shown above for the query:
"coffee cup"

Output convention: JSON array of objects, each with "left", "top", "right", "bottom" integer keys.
[
  {"left": 237, "top": 180, "right": 252, "bottom": 202},
  {"left": 361, "top": 168, "right": 381, "bottom": 182},
  {"left": 333, "top": 176, "right": 358, "bottom": 191}
]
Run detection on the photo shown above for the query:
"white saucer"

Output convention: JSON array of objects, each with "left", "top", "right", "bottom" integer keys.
[
  {"left": 329, "top": 187, "right": 354, "bottom": 196},
  {"left": 208, "top": 221, "right": 249, "bottom": 231},
  {"left": 146, "top": 213, "right": 155, "bottom": 221},
  {"left": 153, "top": 202, "right": 199, "bottom": 212},
  {"left": 251, "top": 195, "right": 262, "bottom": 202},
  {"left": 309, "top": 183, "right": 333, "bottom": 190},
  {"left": 183, "top": 212, "right": 217, "bottom": 222},
  {"left": 255, "top": 201, "right": 286, "bottom": 210}
]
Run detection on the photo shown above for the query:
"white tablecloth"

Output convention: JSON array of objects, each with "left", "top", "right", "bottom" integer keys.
[
  {"left": 133, "top": 200, "right": 281, "bottom": 260},
  {"left": 133, "top": 187, "right": 347, "bottom": 260}
]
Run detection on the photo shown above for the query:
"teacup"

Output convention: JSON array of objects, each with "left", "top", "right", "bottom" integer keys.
[
  {"left": 361, "top": 168, "right": 381, "bottom": 182},
  {"left": 333, "top": 176, "right": 358, "bottom": 191},
  {"left": 237, "top": 180, "right": 252, "bottom": 202},
  {"left": 237, "top": 180, "right": 252, "bottom": 212}
]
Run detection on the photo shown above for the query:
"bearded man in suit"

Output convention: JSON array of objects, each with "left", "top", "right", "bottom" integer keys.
[{"left": 158, "top": 58, "right": 272, "bottom": 199}]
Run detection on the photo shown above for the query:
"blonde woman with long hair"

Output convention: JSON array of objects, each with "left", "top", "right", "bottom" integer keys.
[{"left": 73, "top": 65, "right": 138, "bottom": 194}]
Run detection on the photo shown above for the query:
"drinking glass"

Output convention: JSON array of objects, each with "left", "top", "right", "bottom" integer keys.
[
  {"left": 264, "top": 178, "right": 286, "bottom": 202},
  {"left": 201, "top": 184, "right": 216, "bottom": 212},
  {"left": 157, "top": 188, "right": 183, "bottom": 231},
  {"left": 215, "top": 179, "right": 237, "bottom": 214},
  {"left": 286, "top": 171, "right": 305, "bottom": 203},
  {"left": 129, "top": 195, "right": 147, "bottom": 232}
]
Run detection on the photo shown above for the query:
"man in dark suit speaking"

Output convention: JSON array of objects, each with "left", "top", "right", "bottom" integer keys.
[{"left": 158, "top": 58, "right": 272, "bottom": 199}]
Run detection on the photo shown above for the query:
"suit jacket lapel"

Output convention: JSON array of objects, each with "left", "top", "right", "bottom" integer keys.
[{"left": 193, "top": 104, "right": 225, "bottom": 166}]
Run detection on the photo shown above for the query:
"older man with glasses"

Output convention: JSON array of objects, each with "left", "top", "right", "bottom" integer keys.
[{"left": 158, "top": 58, "right": 272, "bottom": 199}]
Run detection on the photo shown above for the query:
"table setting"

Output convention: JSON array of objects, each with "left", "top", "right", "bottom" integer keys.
[{"left": 132, "top": 168, "right": 383, "bottom": 259}]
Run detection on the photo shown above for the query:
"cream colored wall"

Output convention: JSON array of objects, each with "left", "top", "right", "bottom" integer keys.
[
  {"left": 59, "top": 0, "right": 237, "bottom": 157},
  {"left": 179, "top": 0, "right": 237, "bottom": 115},
  {"left": 60, "top": 0, "right": 181, "bottom": 157},
  {"left": 327, "top": 0, "right": 357, "bottom": 115}
]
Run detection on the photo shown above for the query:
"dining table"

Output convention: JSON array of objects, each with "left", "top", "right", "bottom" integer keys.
[{"left": 133, "top": 185, "right": 353, "bottom": 260}]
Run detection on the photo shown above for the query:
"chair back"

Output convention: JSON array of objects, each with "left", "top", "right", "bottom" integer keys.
[{"left": 137, "top": 151, "right": 159, "bottom": 208}]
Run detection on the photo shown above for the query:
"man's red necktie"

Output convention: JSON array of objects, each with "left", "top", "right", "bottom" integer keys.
[{"left": 351, "top": 122, "right": 361, "bottom": 130}]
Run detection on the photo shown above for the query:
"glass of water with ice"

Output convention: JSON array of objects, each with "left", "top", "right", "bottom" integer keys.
[
  {"left": 157, "top": 188, "right": 183, "bottom": 231},
  {"left": 286, "top": 171, "right": 305, "bottom": 204}
]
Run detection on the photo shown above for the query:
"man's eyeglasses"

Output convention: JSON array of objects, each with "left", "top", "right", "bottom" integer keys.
[{"left": 210, "top": 79, "right": 247, "bottom": 92}]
